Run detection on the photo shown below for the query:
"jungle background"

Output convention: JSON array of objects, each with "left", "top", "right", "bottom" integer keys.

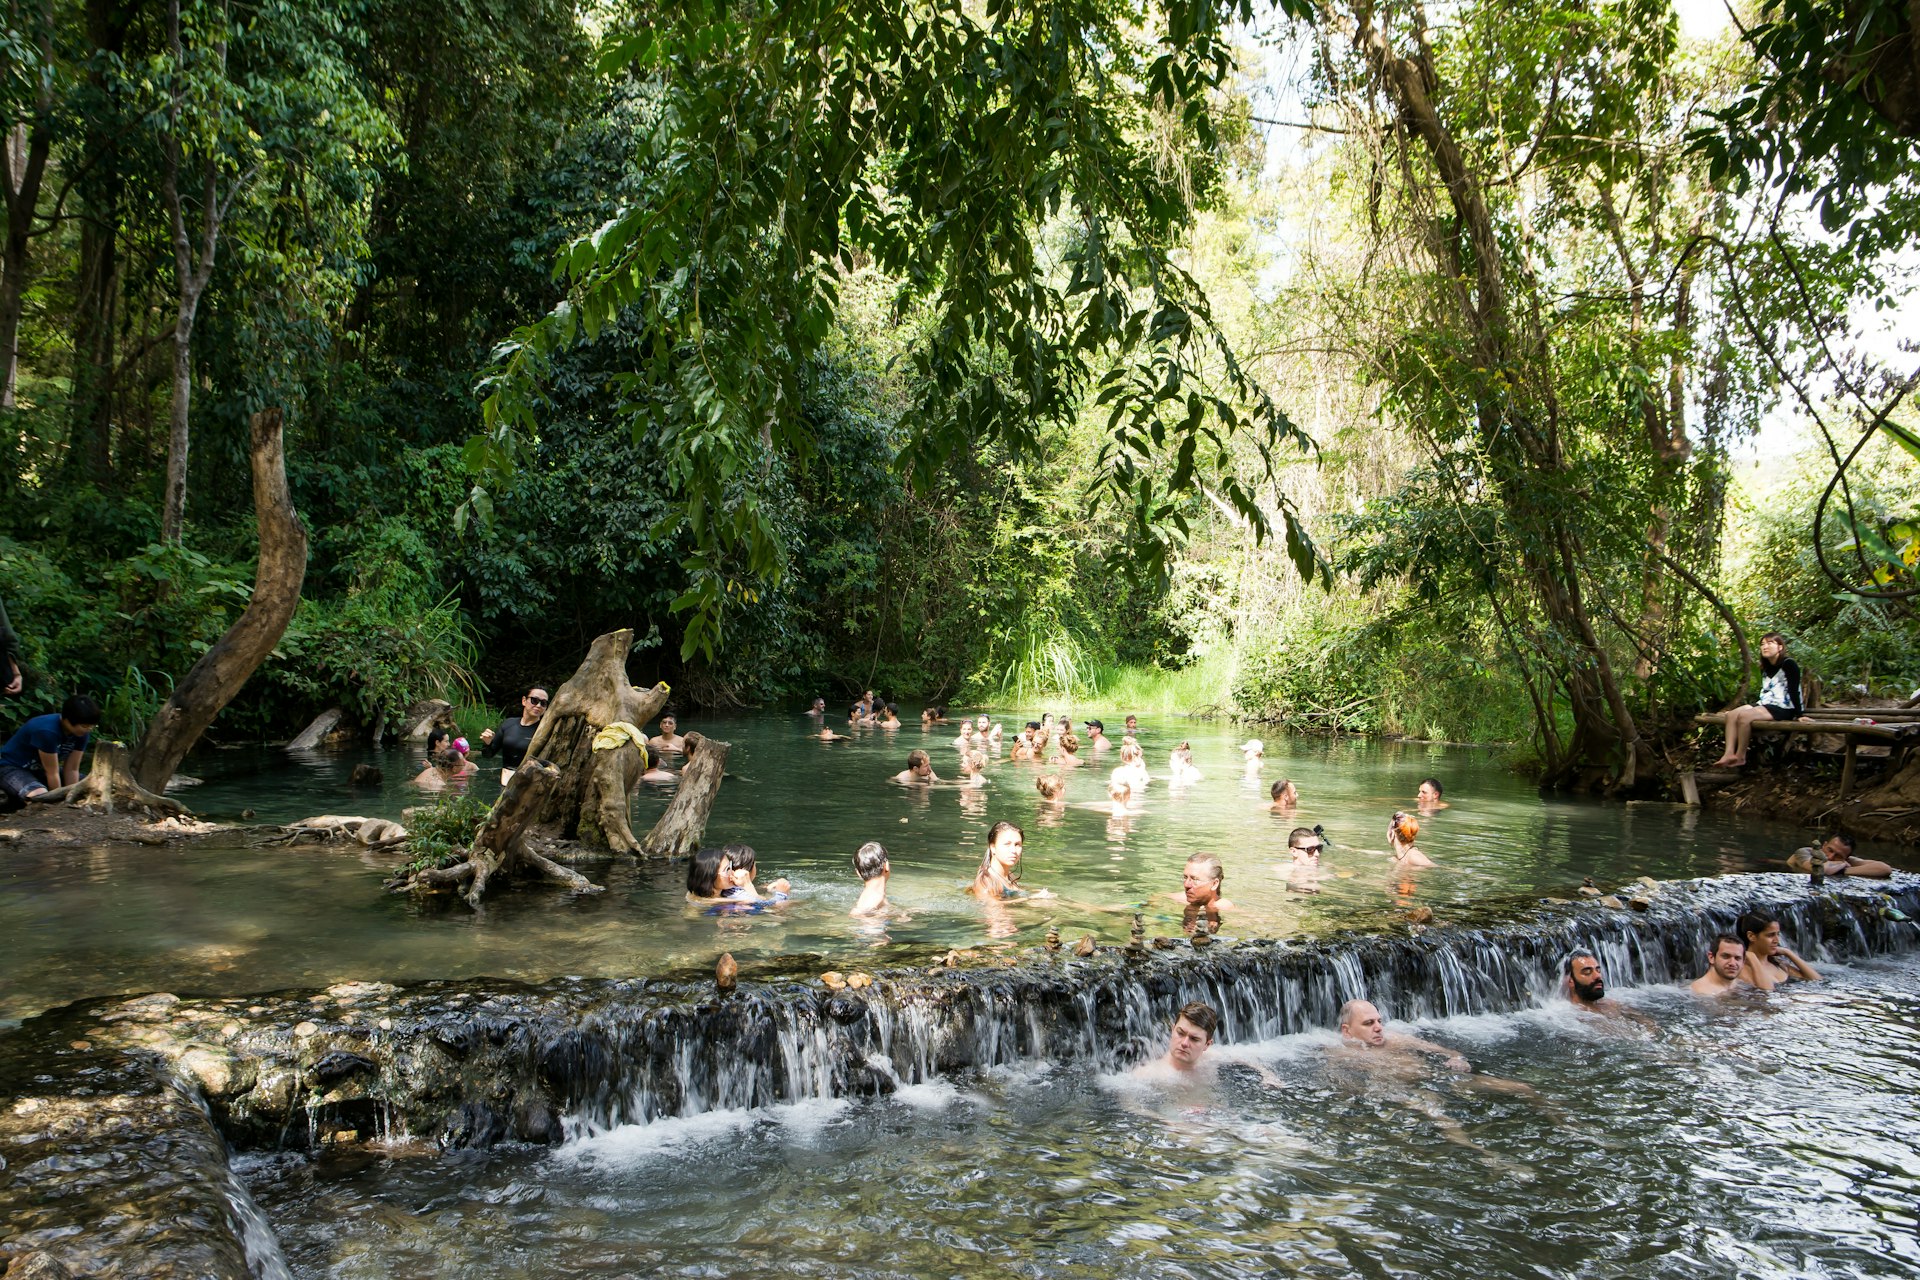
[{"left": 2, "top": 0, "right": 1916, "bottom": 785}]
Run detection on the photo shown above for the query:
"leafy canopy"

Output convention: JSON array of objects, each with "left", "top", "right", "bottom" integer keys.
[{"left": 474, "top": 0, "right": 1324, "bottom": 660}]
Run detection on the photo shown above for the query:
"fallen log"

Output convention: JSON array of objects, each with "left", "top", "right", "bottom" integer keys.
[
  {"left": 641, "top": 731, "right": 730, "bottom": 857},
  {"left": 287, "top": 706, "right": 345, "bottom": 750}
]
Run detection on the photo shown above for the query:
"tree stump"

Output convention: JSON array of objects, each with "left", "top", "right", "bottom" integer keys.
[
  {"left": 521, "top": 629, "right": 669, "bottom": 845},
  {"left": 288, "top": 706, "right": 345, "bottom": 750},
  {"left": 390, "top": 760, "right": 598, "bottom": 908},
  {"left": 641, "top": 731, "right": 731, "bottom": 857},
  {"left": 40, "top": 741, "right": 188, "bottom": 820},
  {"left": 579, "top": 734, "right": 648, "bottom": 855}
]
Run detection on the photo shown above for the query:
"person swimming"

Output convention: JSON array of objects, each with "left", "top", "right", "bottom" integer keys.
[
  {"left": 892, "top": 748, "right": 939, "bottom": 785},
  {"left": 970, "top": 820, "right": 1049, "bottom": 901},
  {"left": 850, "top": 841, "right": 890, "bottom": 915},
  {"left": 1737, "top": 910, "right": 1820, "bottom": 990},
  {"left": 1169, "top": 742, "right": 1202, "bottom": 784},
  {"left": 1387, "top": 811, "right": 1434, "bottom": 868},
  {"left": 1269, "top": 778, "right": 1298, "bottom": 812}
]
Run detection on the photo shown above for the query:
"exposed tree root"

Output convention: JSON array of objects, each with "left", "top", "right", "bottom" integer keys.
[
  {"left": 388, "top": 760, "right": 602, "bottom": 907},
  {"left": 40, "top": 742, "right": 188, "bottom": 820},
  {"left": 521, "top": 629, "right": 669, "bottom": 847}
]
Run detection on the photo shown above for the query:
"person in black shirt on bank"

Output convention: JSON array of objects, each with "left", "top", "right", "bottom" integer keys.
[
  {"left": 480, "top": 686, "right": 548, "bottom": 783},
  {"left": 1713, "top": 631, "right": 1802, "bottom": 767}
]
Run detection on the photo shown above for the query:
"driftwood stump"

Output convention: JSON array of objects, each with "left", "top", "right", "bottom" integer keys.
[
  {"left": 41, "top": 742, "right": 188, "bottom": 820},
  {"left": 522, "top": 629, "right": 669, "bottom": 848},
  {"left": 287, "top": 706, "right": 345, "bottom": 750},
  {"left": 391, "top": 760, "right": 598, "bottom": 908},
  {"left": 641, "top": 731, "right": 731, "bottom": 857}
]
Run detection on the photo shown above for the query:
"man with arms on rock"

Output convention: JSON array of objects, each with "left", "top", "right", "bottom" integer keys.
[
  {"left": 0, "top": 695, "right": 98, "bottom": 809},
  {"left": 1689, "top": 934, "right": 1748, "bottom": 998},
  {"left": 1785, "top": 832, "right": 1894, "bottom": 880},
  {"left": 479, "top": 686, "right": 548, "bottom": 785}
]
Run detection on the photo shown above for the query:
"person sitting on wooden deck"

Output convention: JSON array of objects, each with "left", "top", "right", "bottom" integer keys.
[{"left": 1712, "top": 631, "right": 1802, "bottom": 767}]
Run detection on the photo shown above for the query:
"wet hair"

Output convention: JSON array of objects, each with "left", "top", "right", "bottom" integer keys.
[
  {"left": 687, "top": 846, "right": 732, "bottom": 897},
  {"left": 1390, "top": 811, "right": 1419, "bottom": 845},
  {"left": 852, "top": 842, "right": 889, "bottom": 880},
  {"left": 977, "top": 820, "right": 1024, "bottom": 882},
  {"left": 1185, "top": 854, "right": 1222, "bottom": 886},
  {"left": 1823, "top": 832, "right": 1856, "bottom": 852},
  {"left": 1107, "top": 778, "right": 1132, "bottom": 800},
  {"left": 1059, "top": 733, "right": 1079, "bottom": 754},
  {"left": 1337, "top": 998, "right": 1371, "bottom": 1027},
  {"left": 1026, "top": 721, "right": 1042, "bottom": 732},
  {"left": 906, "top": 748, "right": 931, "bottom": 770},
  {"left": 1271, "top": 779, "right": 1295, "bottom": 801},
  {"left": 1563, "top": 948, "right": 1599, "bottom": 977},
  {"left": 1737, "top": 910, "right": 1777, "bottom": 946},
  {"left": 1036, "top": 774, "right": 1064, "bottom": 799},
  {"left": 1175, "top": 1001, "right": 1218, "bottom": 1038},
  {"left": 1120, "top": 742, "right": 1142, "bottom": 762},
  {"left": 963, "top": 750, "right": 987, "bottom": 772},
  {"left": 1420, "top": 777, "right": 1443, "bottom": 797},
  {"left": 723, "top": 843, "right": 757, "bottom": 877},
  {"left": 1709, "top": 932, "right": 1746, "bottom": 956},
  {"left": 62, "top": 695, "right": 100, "bottom": 726},
  {"left": 1288, "top": 826, "right": 1319, "bottom": 849}
]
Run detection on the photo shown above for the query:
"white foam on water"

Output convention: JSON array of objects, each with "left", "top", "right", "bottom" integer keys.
[
  {"left": 888, "top": 1078, "right": 964, "bottom": 1111},
  {"left": 556, "top": 1107, "right": 760, "bottom": 1170}
]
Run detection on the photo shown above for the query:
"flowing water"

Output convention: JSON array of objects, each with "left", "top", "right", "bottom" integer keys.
[
  {"left": 242, "top": 956, "right": 1920, "bottom": 1280},
  {"left": 0, "top": 713, "right": 1900, "bottom": 1024}
]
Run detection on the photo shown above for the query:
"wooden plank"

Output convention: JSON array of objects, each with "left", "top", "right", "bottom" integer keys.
[{"left": 1680, "top": 771, "right": 1701, "bottom": 807}]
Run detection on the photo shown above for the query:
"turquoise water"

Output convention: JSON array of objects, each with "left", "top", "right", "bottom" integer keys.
[{"left": 0, "top": 712, "right": 1894, "bottom": 1022}]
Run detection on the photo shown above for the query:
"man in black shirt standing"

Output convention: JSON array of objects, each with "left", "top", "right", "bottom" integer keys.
[{"left": 480, "top": 686, "right": 548, "bottom": 784}]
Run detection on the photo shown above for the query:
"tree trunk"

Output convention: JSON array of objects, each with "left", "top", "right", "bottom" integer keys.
[
  {"left": 391, "top": 759, "right": 601, "bottom": 909},
  {"left": 40, "top": 741, "right": 187, "bottom": 820},
  {"left": 521, "top": 628, "right": 670, "bottom": 841},
  {"left": 132, "top": 408, "right": 307, "bottom": 791},
  {"left": 160, "top": 309, "right": 196, "bottom": 543},
  {"left": 0, "top": 1, "right": 55, "bottom": 410},
  {"left": 641, "top": 732, "right": 731, "bottom": 857},
  {"left": 578, "top": 737, "right": 647, "bottom": 855}
]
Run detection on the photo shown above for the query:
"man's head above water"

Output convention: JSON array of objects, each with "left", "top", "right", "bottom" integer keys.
[
  {"left": 1165, "top": 1001, "right": 1218, "bottom": 1071},
  {"left": 1565, "top": 949, "right": 1606, "bottom": 1005},
  {"left": 1338, "top": 998, "right": 1387, "bottom": 1047}
]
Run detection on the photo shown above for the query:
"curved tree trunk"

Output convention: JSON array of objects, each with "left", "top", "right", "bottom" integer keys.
[
  {"left": 641, "top": 731, "right": 731, "bottom": 857},
  {"left": 41, "top": 741, "right": 187, "bottom": 820},
  {"left": 579, "top": 739, "right": 647, "bottom": 855},
  {"left": 521, "top": 628, "right": 669, "bottom": 843},
  {"left": 392, "top": 760, "right": 599, "bottom": 908},
  {"left": 131, "top": 408, "right": 307, "bottom": 792}
]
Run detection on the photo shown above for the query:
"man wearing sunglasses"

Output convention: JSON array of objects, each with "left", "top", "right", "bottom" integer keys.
[{"left": 480, "top": 686, "right": 548, "bottom": 784}]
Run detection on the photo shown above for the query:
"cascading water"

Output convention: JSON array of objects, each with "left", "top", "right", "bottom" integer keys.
[{"left": 545, "top": 875, "right": 1919, "bottom": 1138}]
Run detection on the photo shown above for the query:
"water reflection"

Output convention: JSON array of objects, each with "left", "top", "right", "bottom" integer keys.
[{"left": 1, "top": 712, "right": 1906, "bottom": 1024}]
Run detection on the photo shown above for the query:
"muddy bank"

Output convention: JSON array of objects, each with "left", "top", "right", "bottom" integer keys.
[{"left": 1699, "top": 758, "right": 1920, "bottom": 846}]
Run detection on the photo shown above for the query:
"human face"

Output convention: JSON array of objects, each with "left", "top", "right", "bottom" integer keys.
[
  {"left": 1710, "top": 941, "right": 1746, "bottom": 980},
  {"left": 1342, "top": 1002, "right": 1386, "bottom": 1047},
  {"left": 1125, "top": 716, "right": 1138, "bottom": 731},
  {"left": 1819, "top": 837, "right": 1851, "bottom": 861},
  {"left": 1290, "top": 838, "right": 1322, "bottom": 861},
  {"left": 1167, "top": 1017, "right": 1213, "bottom": 1070},
  {"left": 1417, "top": 781, "right": 1440, "bottom": 806},
  {"left": 1745, "top": 921, "right": 1781, "bottom": 957},
  {"left": 1182, "top": 863, "right": 1220, "bottom": 905},
  {"left": 1759, "top": 636, "right": 1783, "bottom": 661},
  {"left": 991, "top": 826, "right": 1023, "bottom": 870},
  {"left": 1569, "top": 956, "right": 1606, "bottom": 1003},
  {"left": 660, "top": 716, "right": 677, "bottom": 734},
  {"left": 524, "top": 689, "right": 550, "bottom": 721}
]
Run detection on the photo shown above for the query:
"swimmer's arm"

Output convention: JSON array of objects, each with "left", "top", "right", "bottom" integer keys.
[
  {"left": 1397, "top": 1034, "right": 1470, "bottom": 1071},
  {"left": 1774, "top": 946, "right": 1820, "bottom": 981}
]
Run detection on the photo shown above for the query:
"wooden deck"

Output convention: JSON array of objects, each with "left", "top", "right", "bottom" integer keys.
[{"left": 1693, "top": 710, "right": 1920, "bottom": 799}]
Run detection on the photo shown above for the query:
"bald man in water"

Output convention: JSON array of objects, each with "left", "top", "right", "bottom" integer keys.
[{"left": 1336, "top": 999, "right": 1470, "bottom": 1073}]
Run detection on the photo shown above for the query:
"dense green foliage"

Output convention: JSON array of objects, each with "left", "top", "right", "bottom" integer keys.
[{"left": 0, "top": 0, "right": 1912, "bottom": 782}]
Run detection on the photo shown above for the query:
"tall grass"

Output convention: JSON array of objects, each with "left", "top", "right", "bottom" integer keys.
[{"left": 984, "top": 633, "right": 1243, "bottom": 720}]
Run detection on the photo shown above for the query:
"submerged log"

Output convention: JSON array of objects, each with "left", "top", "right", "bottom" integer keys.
[
  {"left": 287, "top": 706, "right": 345, "bottom": 750},
  {"left": 521, "top": 629, "right": 669, "bottom": 846},
  {"left": 391, "top": 759, "right": 598, "bottom": 908},
  {"left": 40, "top": 741, "right": 187, "bottom": 820},
  {"left": 133, "top": 408, "right": 308, "bottom": 791},
  {"left": 641, "top": 731, "right": 730, "bottom": 857}
]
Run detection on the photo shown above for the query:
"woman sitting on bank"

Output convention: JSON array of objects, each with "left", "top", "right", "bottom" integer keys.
[{"left": 1713, "top": 631, "right": 1802, "bottom": 767}]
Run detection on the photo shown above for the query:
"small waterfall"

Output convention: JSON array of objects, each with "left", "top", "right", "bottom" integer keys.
[{"left": 549, "top": 876, "right": 1920, "bottom": 1137}]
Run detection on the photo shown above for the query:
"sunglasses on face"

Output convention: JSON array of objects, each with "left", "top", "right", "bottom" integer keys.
[{"left": 528, "top": 696, "right": 549, "bottom": 706}]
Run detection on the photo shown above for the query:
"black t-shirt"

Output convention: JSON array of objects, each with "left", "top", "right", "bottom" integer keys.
[{"left": 482, "top": 716, "right": 539, "bottom": 768}]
